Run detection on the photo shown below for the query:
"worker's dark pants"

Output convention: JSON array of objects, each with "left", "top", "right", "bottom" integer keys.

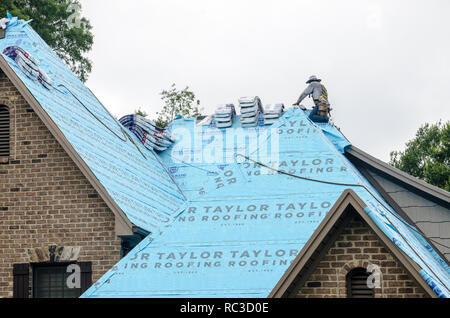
[{"left": 309, "top": 105, "right": 329, "bottom": 123}]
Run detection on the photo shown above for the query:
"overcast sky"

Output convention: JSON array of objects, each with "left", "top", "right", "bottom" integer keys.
[{"left": 78, "top": 0, "right": 450, "bottom": 162}]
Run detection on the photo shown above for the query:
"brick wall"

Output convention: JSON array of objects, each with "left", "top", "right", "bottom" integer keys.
[
  {"left": 296, "top": 213, "right": 428, "bottom": 298},
  {"left": 0, "top": 70, "right": 122, "bottom": 297}
]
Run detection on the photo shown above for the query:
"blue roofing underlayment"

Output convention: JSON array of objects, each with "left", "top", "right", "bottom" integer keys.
[
  {"left": 1, "top": 17, "right": 449, "bottom": 298},
  {"left": 0, "top": 16, "right": 186, "bottom": 233}
]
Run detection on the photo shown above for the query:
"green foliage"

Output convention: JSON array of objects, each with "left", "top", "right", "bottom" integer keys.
[
  {"left": 134, "top": 108, "right": 148, "bottom": 118},
  {"left": 0, "top": 0, "right": 94, "bottom": 82},
  {"left": 155, "top": 83, "right": 201, "bottom": 128},
  {"left": 390, "top": 121, "right": 450, "bottom": 191}
]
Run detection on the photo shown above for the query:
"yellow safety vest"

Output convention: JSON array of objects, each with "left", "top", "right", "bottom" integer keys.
[{"left": 319, "top": 84, "right": 328, "bottom": 102}]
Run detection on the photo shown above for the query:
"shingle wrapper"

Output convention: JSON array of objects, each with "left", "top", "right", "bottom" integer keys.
[
  {"left": 3, "top": 45, "right": 53, "bottom": 89},
  {"left": 263, "top": 103, "right": 285, "bottom": 125},
  {"left": 119, "top": 114, "right": 175, "bottom": 152},
  {"left": 214, "top": 104, "right": 236, "bottom": 128},
  {"left": 239, "top": 96, "right": 264, "bottom": 127}
]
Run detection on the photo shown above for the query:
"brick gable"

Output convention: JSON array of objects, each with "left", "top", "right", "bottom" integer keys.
[
  {"left": 296, "top": 213, "right": 428, "bottom": 298},
  {"left": 0, "top": 71, "right": 121, "bottom": 297}
]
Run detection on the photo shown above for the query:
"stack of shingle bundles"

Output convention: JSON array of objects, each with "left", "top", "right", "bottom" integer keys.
[
  {"left": 215, "top": 104, "right": 236, "bottom": 128},
  {"left": 239, "top": 96, "right": 263, "bottom": 128},
  {"left": 119, "top": 114, "right": 175, "bottom": 152},
  {"left": 263, "top": 103, "right": 285, "bottom": 125},
  {"left": 2, "top": 46, "right": 54, "bottom": 90}
]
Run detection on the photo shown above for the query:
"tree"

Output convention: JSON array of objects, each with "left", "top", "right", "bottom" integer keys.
[
  {"left": 390, "top": 121, "right": 450, "bottom": 191},
  {"left": 155, "top": 83, "right": 201, "bottom": 128},
  {"left": 134, "top": 108, "right": 148, "bottom": 118},
  {"left": 0, "top": 0, "right": 94, "bottom": 82}
]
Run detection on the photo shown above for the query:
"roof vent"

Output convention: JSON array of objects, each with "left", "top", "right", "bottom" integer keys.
[
  {"left": 0, "top": 105, "right": 10, "bottom": 158},
  {"left": 346, "top": 267, "right": 374, "bottom": 298}
]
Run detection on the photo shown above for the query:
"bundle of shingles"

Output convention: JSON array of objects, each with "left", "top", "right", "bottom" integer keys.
[
  {"left": 214, "top": 104, "right": 236, "bottom": 128},
  {"left": 238, "top": 96, "right": 264, "bottom": 128},
  {"left": 119, "top": 115, "right": 175, "bottom": 152},
  {"left": 2, "top": 46, "right": 53, "bottom": 90},
  {"left": 263, "top": 103, "right": 285, "bottom": 125}
]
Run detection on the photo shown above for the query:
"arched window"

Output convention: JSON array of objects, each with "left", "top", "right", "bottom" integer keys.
[
  {"left": 346, "top": 267, "right": 374, "bottom": 298},
  {"left": 0, "top": 105, "right": 9, "bottom": 158}
]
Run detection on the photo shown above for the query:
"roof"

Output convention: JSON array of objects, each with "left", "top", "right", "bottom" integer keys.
[
  {"left": 82, "top": 110, "right": 449, "bottom": 297},
  {"left": 269, "top": 189, "right": 437, "bottom": 298},
  {"left": 346, "top": 146, "right": 450, "bottom": 208},
  {"left": 1, "top": 17, "right": 448, "bottom": 298},
  {"left": 0, "top": 18, "right": 186, "bottom": 236},
  {"left": 346, "top": 146, "right": 450, "bottom": 263}
]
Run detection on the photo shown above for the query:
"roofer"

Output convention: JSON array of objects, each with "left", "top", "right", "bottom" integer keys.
[{"left": 293, "top": 75, "right": 330, "bottom": 123}]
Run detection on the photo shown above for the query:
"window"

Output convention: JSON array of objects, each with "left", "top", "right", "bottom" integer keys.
[
  {"left": 33, "top": 263, "right": 79, "bottom": 298},
  {"left": 0, "top": 105, "right": 9, "bottom": 158},
  {"left": 13, "top": 262, "right": 92, "bottom": 298},
  {"left": 346, "top": 267, "right": 374, "bottom": 298}
]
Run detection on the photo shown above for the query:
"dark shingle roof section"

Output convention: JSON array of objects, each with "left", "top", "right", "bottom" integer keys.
[
  {"left": 346, "top": 146, "right": 450, "bottom": 208},
  {"left": 346, "top": 146, "right": 450, "bottom": 263}
]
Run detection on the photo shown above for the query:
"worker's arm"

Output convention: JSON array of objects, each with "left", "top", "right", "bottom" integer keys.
[{"left": 295, "top": 85, "right": 313, "bottom": 105}]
